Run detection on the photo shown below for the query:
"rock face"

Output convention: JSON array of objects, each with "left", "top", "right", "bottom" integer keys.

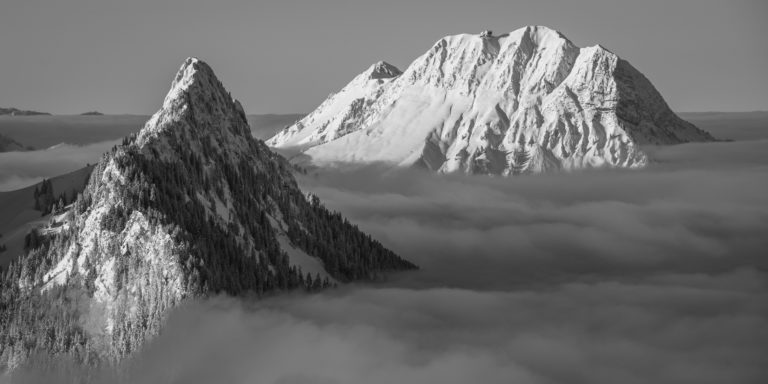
[
  {"left": 268, "top": 26, "right": 713, "bottom": 175},
  {"left": 0, "top": 58, "right": 415, "bottom": 371}
]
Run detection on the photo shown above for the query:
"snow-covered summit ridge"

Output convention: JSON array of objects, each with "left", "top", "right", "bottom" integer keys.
[
  {"left": 367, "top": 61, "right": 402, "bottom": 79},
  {"left": 138, "top": 57, "right": 249, "bottom": 148},
  {"left": 163, "top": 57, "right": 243, "bottom": 116},
  {"left": 268, "top": 25, "right": 713, "bottom": 175}
]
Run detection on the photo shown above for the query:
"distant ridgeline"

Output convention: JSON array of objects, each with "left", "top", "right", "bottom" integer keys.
[
  {"left": 0, "top": 58, "right": 416, "bottom": 375},
  {"left": 0, "top": 108, "right": 50, "bottom": 116}
]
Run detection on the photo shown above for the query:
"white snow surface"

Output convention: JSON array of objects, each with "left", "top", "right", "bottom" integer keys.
[{"left": 268, "top": 26, "right": 713, "bottom": 175}]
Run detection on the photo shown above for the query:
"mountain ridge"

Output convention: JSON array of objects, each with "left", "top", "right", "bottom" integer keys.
[{"left": 268, "top": 25, "right": 713, "bottom": 175}]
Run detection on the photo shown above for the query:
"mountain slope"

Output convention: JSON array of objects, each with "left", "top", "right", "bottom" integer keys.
[
  {"left": 0, "top": 133, "right": 28, "bottom": 152},
  {"left": 0, "top": 58, "right": 415, "bottom": 372},
  {"left": 268, "top": 26, "right": 713, "bottom": 175}
]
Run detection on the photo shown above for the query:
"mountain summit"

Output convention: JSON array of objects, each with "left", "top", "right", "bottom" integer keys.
[
  {"left": 367, "top": 61, "right": 402, "bottom": 79},
  {"left": 0, "top": 58, "right": 415, "bottom": 371},
  {"left": 268, "top": 26, "right": 713, "bottom": 175}
]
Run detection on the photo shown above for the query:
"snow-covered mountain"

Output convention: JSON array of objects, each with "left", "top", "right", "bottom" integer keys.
[
  {"left": 268, "top": 26, "right": 713, "bottom": 175},
  {"left": 0, "top": 58, "right": 415, "bottom": 371}
]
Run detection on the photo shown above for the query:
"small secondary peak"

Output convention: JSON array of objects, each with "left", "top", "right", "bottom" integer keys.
[{"left": 367, "top": 61, "right": 402, "bottom": 79}]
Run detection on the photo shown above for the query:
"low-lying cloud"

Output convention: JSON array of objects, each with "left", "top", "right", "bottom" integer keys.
[
  {"left": 298, "top": 140, "right": 768, "bottom": 290},
  {"left": 53, "top": 269, "right": 766, "bottom": 384},
  {"left": 7, "top": 138, "right": 768, "bottom": 383},
  {"left": 0, "top": 140, "right": 117, "bottom": 191}
]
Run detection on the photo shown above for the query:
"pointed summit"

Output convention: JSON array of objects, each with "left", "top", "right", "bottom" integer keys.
[
  {"left": 163, "top": 57, "right": 234, "bottom": 109},
  {"left": 167, "top": 58, "right": 212, "bottom": 97},
  {"left": 138, "top": 57, "right": 249, "bottom": 146},
  {"left": 367, "top": 61, "right": 401, "bottom": 79}
]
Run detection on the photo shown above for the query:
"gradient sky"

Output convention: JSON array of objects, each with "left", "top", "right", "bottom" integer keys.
[{"left": 0, "top": 0, "right": 766, "bottom": 114}]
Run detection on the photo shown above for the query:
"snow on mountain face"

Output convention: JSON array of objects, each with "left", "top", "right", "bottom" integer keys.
[
  {"left": 0, "top": 58, "right": 415, "bottom": 370},
  {"left": 270, "top": 61, "right": 401, "bottom": 149},
  {"left": 268, "top": 26, "right": 714, "bottom": 175}
]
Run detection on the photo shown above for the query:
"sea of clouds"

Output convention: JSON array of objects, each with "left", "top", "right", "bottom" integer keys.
[
  {"left": 0, "top": 140, "right": 118, "bottom": 191},
  {"left": 6, "top": 124, "right": 768, "bottom": 384}
]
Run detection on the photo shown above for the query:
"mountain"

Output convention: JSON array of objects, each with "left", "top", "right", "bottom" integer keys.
[
  {"left": 0, "top": 108, "right": 50, "bottom": 116},
  {"left": 0, "top": 58, "right": 415, "bottom": 372},
  {"left": 268, "top": 26, "right": 714, "bottom": 175},
  {"left": 80, "top": 111, "right": 104, "bottom": 116},
  {"left": 0, "top": 133, "right": 29, "bottom": 152}
]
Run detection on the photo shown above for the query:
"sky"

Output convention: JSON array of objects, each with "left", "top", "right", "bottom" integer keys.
[{"left": 0, "top": 0, "right": 766, "bottom": 115}]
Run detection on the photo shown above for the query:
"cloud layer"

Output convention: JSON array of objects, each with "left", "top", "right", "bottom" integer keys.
[
  {"left": 94, "top": 269, "right": 768, "bottom": 384},
  {"left": 299, "top": 140, "right": 768, "bottom": 290},
  {"left": 7, "top": 137, "right": 768, "bottom": 383},
  {"left": 0, "top": 140, "right": 117, "bottom": 191}
]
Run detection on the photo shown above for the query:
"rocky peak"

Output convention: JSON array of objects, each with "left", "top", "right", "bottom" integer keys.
[
  {"left": 137, "top": 57, "right": 249, "bottom": 150},
  {"left": 267, "top": 25, "right": 714, "bottom": 174},
  {"left": 367, "top": 61, "right": 402, "bottom": 80},
  {"left": 518, "top": 25, "right": 571, "bottom": 46}
]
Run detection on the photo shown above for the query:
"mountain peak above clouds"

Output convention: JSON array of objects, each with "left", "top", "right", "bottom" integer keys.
[
  {"left": 268, "top": 26, "right": 713, "bottom": 175},
  {"left": 0, "top": 57, "right": 415, "bottom": 371},
  {"left": 138, "top": 57, "right": 249, "bottom": 146}
]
